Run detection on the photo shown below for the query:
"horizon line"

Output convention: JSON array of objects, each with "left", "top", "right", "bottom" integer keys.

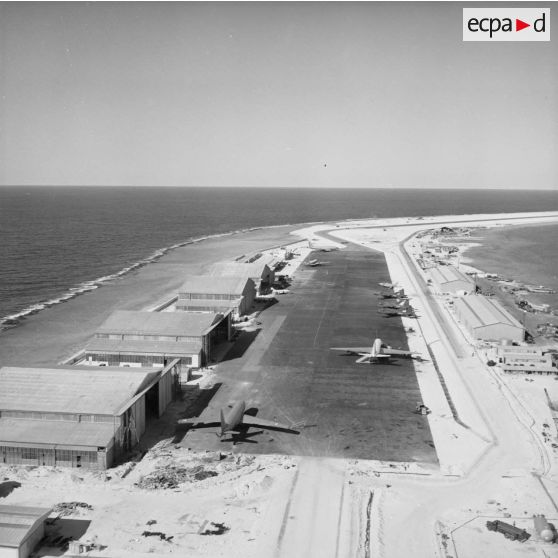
[{"left": 0, "top": 185, "right": 556, "bottom": 191}]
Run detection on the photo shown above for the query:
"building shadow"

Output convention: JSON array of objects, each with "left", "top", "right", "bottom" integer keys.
[
  {"left": 0, "top": 480, "right": 21, "bottom": 498},
  {"left": 38, "top": 518, "right": 92, "bottom": 557},
  {"left": 221, "top": 329, "right": 261, "bottom": 361}
]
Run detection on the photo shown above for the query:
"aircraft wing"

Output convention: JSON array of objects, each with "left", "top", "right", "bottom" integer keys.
[
  {"left": 330, "top": 347, "right": 373, "bottom": 355},
  {"left": 177, "top": 419, "right": 221, "bottom": 428},
  {"left": 382, "top": 348, "right": 415, "bottom": 356},
  {"left": 241, "top": 414, "right": 300, "bottom": 434}
]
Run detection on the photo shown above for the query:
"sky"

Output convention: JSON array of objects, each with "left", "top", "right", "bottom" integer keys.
[{"left": 0, "top": 2, "right": 556, "bottom": 189}]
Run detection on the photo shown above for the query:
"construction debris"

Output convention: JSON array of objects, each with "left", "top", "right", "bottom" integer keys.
[
  {"left": 141, "top": 531, "right": 174, "bottom": 542},
  {"left": 136, "top": 465, "right": 218, "bottom": 489},
  {"left": 52, "top": 502, "right": 93, "bottom": 516},
  {"left": 200, "top": 522, "right": 230, "bottom": 536}
]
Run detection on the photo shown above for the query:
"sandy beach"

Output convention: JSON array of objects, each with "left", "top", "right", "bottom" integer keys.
[
  {"left": 2, "top": 210, "right": 558, "bottom": 558},
  {"left": 0, "top": 225, "right": 297, "bottom": 367}
]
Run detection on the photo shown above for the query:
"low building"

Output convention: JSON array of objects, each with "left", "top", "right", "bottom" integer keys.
[
  {"left": 0, "top": 505, "right": 51, "bottom": 558},
  {"left": 429, "top": 265, "right": 475, "bottom": 294},
  {"left": 496, "top": 342, "right": 557, "bottom": 374},
  {"left": 453, "top": 295, "right": 525, "bottom": 343},
  {"left": 177, "top": 275, "right": 256, "bottom": 318},
  {"left": 83, "top": 310, "right": 230, "bottom": 368},
  {"left": 208, "top": 260, "right": 274, "bottom": 291},
  {"left": 0, "top": 365, "right": 173, "bottom": 469}
]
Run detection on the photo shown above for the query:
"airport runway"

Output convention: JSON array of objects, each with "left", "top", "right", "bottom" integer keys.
[{"left": 180, "top": 247, "right": 437, "bottom": 463}]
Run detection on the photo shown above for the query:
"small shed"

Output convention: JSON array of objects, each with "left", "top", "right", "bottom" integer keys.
[{"left": 0, "top": 505, "right": 51, "bottom": 558}]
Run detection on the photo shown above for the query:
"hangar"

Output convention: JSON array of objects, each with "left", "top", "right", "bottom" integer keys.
[
  {"left": 208, "top": 260, "right": 274, "bottom": 292},
  {"left": 0, "top": 505, "right": 51, "bottom": 558},
  {"left": 429, "top": 265, "right": 474, "bottom": 294},
  {"left": 0, "top": 365, "right": 173, "bottom": 470},
  {"left": 177, "top": 275, "right": 256, "bottom": 317},
  {"left": 453, "top": 295, "right": 525, "bottom": 343},
  {"left": 83, "top": 310, "right": 230, "bottom": 368}
]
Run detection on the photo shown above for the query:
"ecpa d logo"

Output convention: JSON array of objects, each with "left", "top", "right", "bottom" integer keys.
[{"left": 463, "top": 8, "right": 550, "bottom": 41}]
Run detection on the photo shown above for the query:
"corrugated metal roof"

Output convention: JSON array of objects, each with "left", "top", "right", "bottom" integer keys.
[
  {"left": 430, "top": 266, "right": 473, "bottom": 286},
  {"left": 0, "top": 418, "right": 115, "bottom": 448},
  {"left": 0, "top": 505, "right": 51, "bottom": 548},
  {"left": 96, "top": 310, "right": 219, "bottom": 337},
  {"left": 0, "top": 366, "right": 158, "bottom": 415},
  {"left": 208, "top": 261, "right": 268, "bottom": 280},
  {"left": 85, "top": 337, "right": 202, "bottom": 356},
  {"left": 175, "top": 299, "right": 239, "bottom": 309},
  {"left": 179, "top": 275, "right": 253, "bottom": 296},
  {"left": 454, "top": 295, "right": 524, "bottom": 330}
]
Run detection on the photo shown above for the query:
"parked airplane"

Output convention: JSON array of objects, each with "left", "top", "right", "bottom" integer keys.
[
  {"left": 330, "top": 338, "right": 419, "bottom": 364},
  {"left": 305, "top": 259, "right": 328, "bottom": 267},
  {"left": 378, "top": 282, "right": 399, "bottom": 289},
  {"left": 379, "top": 298, "right": 410, "bottom": 310},
  {"left": 178, "top": 401, "right": 300, "bottom": 440},
  {"left": 378, "top": 289, "right": 407, "bottom": 299},
  {"left": 380, "top": 306, "right": 417, "bottom": 318}
]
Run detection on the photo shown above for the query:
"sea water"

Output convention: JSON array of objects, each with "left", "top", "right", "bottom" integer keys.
[{"left": 1, "top": 186, "right": 557, "bottom": 329}]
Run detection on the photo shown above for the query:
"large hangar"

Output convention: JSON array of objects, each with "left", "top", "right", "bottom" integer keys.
[
  {"left": 429, "top": 265, "right": 474, "bottom": 294},
  {"left": 84, "top": 310, "right": 229, "bottom": 368},
  {"left": 0, "top": 365, "right": 173, "bottom": 470},
  {"left": 208, "top": 261, "right": 274, "bottom": 292},
  {"left": 0, "top": 505, "right": 51, "bottom": 558},
  {"left": 177, "top": 275, "right": 256, "bottom": 317},
  {"left": 453, "top": 295, "right": 525, "bottom": 342}
]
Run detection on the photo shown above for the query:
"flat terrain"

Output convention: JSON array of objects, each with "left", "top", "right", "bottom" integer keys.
[{"left": 180, "top": 248, "right": 437, "bottom": 463}]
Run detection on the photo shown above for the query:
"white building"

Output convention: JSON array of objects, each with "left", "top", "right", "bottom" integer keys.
[
  {"left": 0, "top": 365, "right": 173, "bottom": 469},
  {"left": 177, "top": 275, "right": 256, "bottom": 317},
  {"left": 0, "top": 505, "right": 51, "bottom": 558},
  {"left": 453, "top": 295, "right": 525, "bottom": 343},
  {"left": 208, "top": 260, "right": 274, "bottom": 291},
  {"left": 429, "top": 265, "right": 475, "bottom": 294},
  {"left": 84, "top": 310, "right": 230, "bottom": 368}
]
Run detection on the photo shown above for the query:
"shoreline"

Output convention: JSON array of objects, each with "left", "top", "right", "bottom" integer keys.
[{"left": 2, "top": 210, "right": 558, "bottom": 368}]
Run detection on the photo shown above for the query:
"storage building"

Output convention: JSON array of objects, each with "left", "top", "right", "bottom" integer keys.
[
  {"left": 0, "top": 365, "right": 173, "bottom": 469},
  {"left": 496, "top": 343, "right": 557, "bottom": 375},
  {"left": 177, "top": 275, "right": 256, "bottom": 317},
  {"left": 208, "top": 261, "right": 274, "bottom": 291},
  {"left": 84, "top": 310, "right": 230, "bottom": 368},
  {"left": 0, "top": 505, "right": 51, "bottom": 558},
  {"left": 453, "top": 295, "right": 525, "bottom": 343},
  {"left": 429, "top": 265, "right": 475, "bottom": 294}
]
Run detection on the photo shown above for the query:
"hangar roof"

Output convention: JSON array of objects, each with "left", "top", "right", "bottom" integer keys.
[
  {"left": 179, "top": 275, "right": 254, "bottom": 296},
  {"left": 85, "top": 337, "right": 202, "bottom": 356},
  {"left": 0, "top": 418, "right": 116, "bottom": 450},
  {"left": 454, "top": 295, "right": 524, "bottom": 331},
  {"left": 0, "top": 366, "right": 158, "bottom": 415},
  {"left": 430, "top": 265, "right": 474, "bottom": 285},
  {"left": 208, "top": 261, "right": 270, "bottom": 279},
  {"left": 0, "top": 505, "right": 52, "bottom": 548},
  {"left": 175, "top": 299, "right": 239, "bottom": 310},
  {"left": 96, "top": 310, "right": 220, "bottom": 337}
]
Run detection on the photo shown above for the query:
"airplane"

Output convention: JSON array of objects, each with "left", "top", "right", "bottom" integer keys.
[
  {"left": 330, "top": 337, "right": 419, "bottom": 364},
  {"left": 378, "top": 289, "right": 407, "bottom": 299},
  {"left": 379, "top": 298, "right": 410, "bottom": 310},
  {"left": 305, "top": 259, "right": 328, "bottom": 267},
  {"left": 380, "top": 307, "right": 418, "bottom": 318},
  {"left": 178, "top": 401, "right": 300, "bottom": 441}
]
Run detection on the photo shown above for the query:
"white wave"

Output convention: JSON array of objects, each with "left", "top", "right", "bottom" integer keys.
[{"left": 0, "top": 225, "right": 281, "bottom": 331}]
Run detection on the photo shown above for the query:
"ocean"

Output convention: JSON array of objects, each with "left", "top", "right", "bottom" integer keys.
[
  {"left": 1, "top": 186, "right": 558, "bottom": 330},
  {"left": 464, "top": 223, "right": 558, "bottom": 310}
]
